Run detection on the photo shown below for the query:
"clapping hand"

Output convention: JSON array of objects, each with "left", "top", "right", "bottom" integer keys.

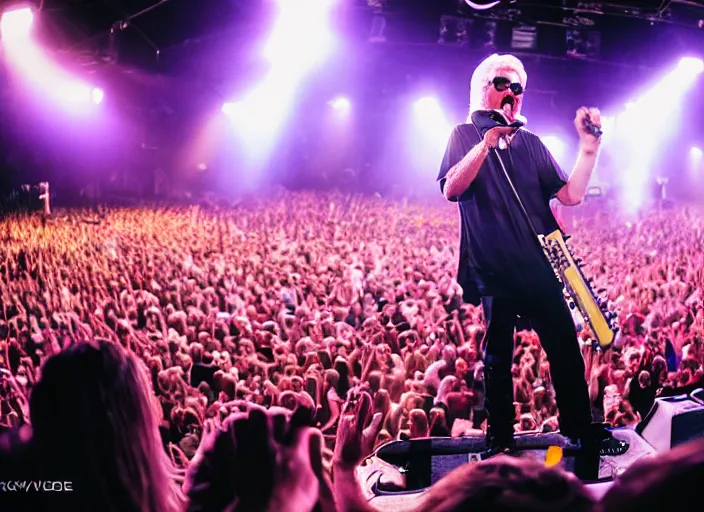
[{"left": 185, "top": 404, "right": 333, "bottom": 512}]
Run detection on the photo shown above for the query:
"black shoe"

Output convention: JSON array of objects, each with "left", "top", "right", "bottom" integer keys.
[
  {"left": 570, "top": 433, "right": 630, "bottom": 457},
  {"left": 595, "top": 436, "right": 630, "bottom": 456}
]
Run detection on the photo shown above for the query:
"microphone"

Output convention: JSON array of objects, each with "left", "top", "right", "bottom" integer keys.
[{"left": 583, "top": 115, "right": 602, "bottom": 138}]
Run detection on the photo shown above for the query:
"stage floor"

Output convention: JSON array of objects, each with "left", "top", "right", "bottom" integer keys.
[{"left": 359, "top": 428, "right": 656, "bottom": 512}]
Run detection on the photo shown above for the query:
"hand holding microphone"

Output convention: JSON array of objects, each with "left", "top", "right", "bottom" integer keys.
[
  {"left": 482, "top": 106, "right": 520, "bottom": 149},
  {"left": 484, "top": 124, "right": 517, "bottom": 149},
  {"left": 583, "top": 116, "right": 602, "bottom": 138},
  {"left": 574, "top": 107, "right": 602, "bottom": 153}
]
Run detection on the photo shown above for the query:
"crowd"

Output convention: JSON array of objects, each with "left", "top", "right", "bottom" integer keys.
[{"left": 0, "top": 190, "right": 702, "bottom": 511}]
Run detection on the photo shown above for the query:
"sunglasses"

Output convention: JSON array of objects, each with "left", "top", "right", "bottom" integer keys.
[{"left": 492, "top": 76, "right": 524, "bottom": 96}]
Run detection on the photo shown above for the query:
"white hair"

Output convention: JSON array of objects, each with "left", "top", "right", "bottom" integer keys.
[{"left": 468, "top": 53, "right": 528, "bottom": 119}]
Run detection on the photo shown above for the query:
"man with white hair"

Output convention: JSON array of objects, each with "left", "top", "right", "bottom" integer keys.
[{"left": 437, "top": 54, "right": 628, "bottom": 457}]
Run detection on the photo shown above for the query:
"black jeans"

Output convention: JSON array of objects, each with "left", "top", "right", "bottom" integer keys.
[{"left": 481, "top": 294, "right": 592, "bottom": 443}]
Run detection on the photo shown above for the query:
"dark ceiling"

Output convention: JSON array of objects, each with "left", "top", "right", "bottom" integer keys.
[
  {"left": 0, "top": 1, "right": 701, "bottom": 76},
  {"left": 0, "top": 0, "right": 701, "bottom": 125},
  {"left": 0, "top": 1, "right": 701, "bottom": 105},
  {"left": 23, "top": 0, "right": 263, "bottom": 61}
]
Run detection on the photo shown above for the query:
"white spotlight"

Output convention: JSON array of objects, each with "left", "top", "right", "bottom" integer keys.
[
  {"left": 414, "top": 97, "right": 442, "bottom": 116},
  {"left": 92, "top": 88, "right": 104, "bottom": 105},
  {"left": 222, "top": 102, "right": 240, "bottom": 117},
  {"left": 329, "top": 97, "right": 350, "bottom": 111},
  {"left": 464, "top": 0, "right": 502, "bottom": 10},
  {"left": 412, "top": 96, "right": 451, "bottom": 153},
  {"left": 677, "top": 57, "right": 704, "bottom": 75},
  {"left": 0, "top": 7, "right": 33, "bottom": 40},
  {"left": 689, "top": 146, "right": 702, "bottom": 177}
]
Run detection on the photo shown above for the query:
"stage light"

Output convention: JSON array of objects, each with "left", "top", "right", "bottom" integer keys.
[
  {"left": 0, "top": 6, "right": 33, "bottom": 40},
  {"left": 437, "top": 15, "right": 472, "bottom": 45},
  {"left": 511, "top": 24, "right": 537, "bottom": 51},
  {"left": 62, "top": 84, "right": 92, "bottom": 103},
  {"left": 263, "top": 0, "right": 335, "bottom": 68},
  {"left": 414, "top": 97, "right": 441, "bottom": 116},
  {"left": 481, "top": 20, "right": 497, "bottom": 50},
  {"left": 690, "top": 147, "right": 703, "bottom": 177},
  {"left": 600, "top": 115, "right": 614, "bottom": 133},
  {"left": 92, "top": 88, "right": 104, "bottom": 105},
  {"left": 677, "top": 57, "right": 704, "bottom": 75},
  {"left": 222, "top": 102, "right": 239, "bottom": 117},
  {"left": 464, "top": 0, "right": 501, "bottom": 9},
  {"left": 412, "top": 96, "right": 451, "bottom": 155},
  {"left": 566, "top": 29, "right": 600, "bottom": 59},
  {"left": 329, "top": 97, "right": 350, "bottom": 111},
  {"left": 542, "top": 135, "right": 565, "bottom": 161}
]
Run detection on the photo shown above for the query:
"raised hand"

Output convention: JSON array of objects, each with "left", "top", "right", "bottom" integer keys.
[
  {"left": 185, "top": 404, "right": 333, "bottom": 512},
  {"left": 334, "top": 390, "right": 384, "bottom": 470},
  {"left": 574, "top": 106, "right": 602, "bottom": 153}
]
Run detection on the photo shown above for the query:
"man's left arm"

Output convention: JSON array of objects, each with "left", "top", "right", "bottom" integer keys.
[{"left": 556, "top": 107, "right": 602, "bottom": 206}]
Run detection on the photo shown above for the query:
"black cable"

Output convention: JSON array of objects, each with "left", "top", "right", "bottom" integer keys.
[{"left": 64, "top": 0, "right": 174, "bottom": 56}]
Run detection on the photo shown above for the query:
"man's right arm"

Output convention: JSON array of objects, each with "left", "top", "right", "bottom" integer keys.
[{"left": 443, "top": 139, "right": 490, "bottom": 201}]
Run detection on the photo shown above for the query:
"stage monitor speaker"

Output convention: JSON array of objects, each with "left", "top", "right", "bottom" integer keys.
[
  {"left": 637, "top": 394, "right": 704, "bottom": 453},
  {"left": 690, "top": 388, "right": 704, "bottom": 405}
]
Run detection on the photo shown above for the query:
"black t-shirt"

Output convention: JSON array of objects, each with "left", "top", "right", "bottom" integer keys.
[{"left": 437, "top": 124, "right": 568, "bottom": 305}]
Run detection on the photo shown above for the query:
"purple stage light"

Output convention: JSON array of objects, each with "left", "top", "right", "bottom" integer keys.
[
  {"left": 413, "top": 97, "right": 441, "bottom": 116},
  {"left": 0, "top": 7, "right": 33, "bottom": 40},
  {"left": 411, "top": 96, "right": 452, "bottom": 154},
  {"left": 329, "top": 97, "right": 350, "bottom": 111},
  {"left": 690, "top": 147, "right": 703, "bottom": 177},
  {"left": 92, "top": 88, "right": 104, "bottom": 105},
  {"left": 677, "top": 57, "right": 704, "bottom": 75},
  {"left": 62, "top": 84, "right": 99, "bottom": 104},
  {"left": 264, "top": 0, "right": 335, "bottom": 68},
  {"left": 464, "top": 0, "right": 502, "bottom": 9}
]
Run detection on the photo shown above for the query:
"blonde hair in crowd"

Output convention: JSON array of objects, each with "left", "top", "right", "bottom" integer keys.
[
  {"left": 467, "top": 53, "right": 528, "bottom": 120},
  {"left": 29, "top": 341, "right": 186, "bottom": 512}
]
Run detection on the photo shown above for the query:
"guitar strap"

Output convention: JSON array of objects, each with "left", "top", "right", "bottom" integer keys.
[{"left": 471, "top": 124, "right": 561, "bottom": 245}]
